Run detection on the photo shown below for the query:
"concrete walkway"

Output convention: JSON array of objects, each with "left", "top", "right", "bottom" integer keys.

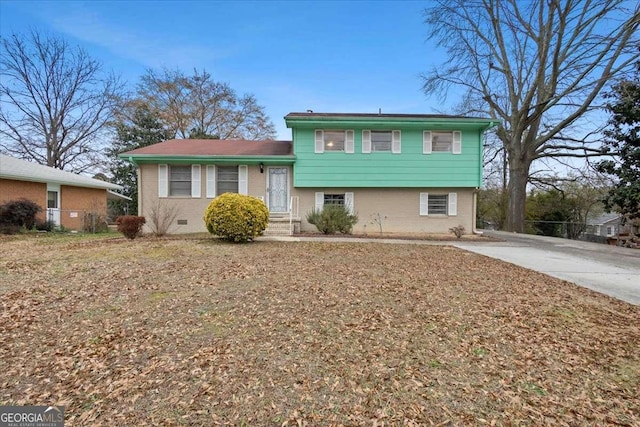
[{"left": 260, "top": 232, "right": 640, "bottom": 305}]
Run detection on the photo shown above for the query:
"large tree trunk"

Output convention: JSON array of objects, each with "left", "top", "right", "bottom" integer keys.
[{"left": 505, "top": 159, "right": 530, "bottom": 233}]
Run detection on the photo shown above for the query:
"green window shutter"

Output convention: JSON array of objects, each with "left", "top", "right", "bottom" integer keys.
[
  {"left": 315, "top": 192, "right": 324, "bottom": 211},
  {"left": 452, "top": 131, "right": 462, "bottom": 154},
  {"left": 315, "top": 130, "right": 324, "bottom": 153},
  {"left": 420, "top": 192, "right": 429, "bottom": 216},
  {"left": 345, "top": 192, "right": 354, "bottom": 214},
  {"left": 423, "top": 131, "right": 432, "bottom": 154},
  {"left": 362, "top": 130, "right": 371, "bottom": 153},
  {"left": 448, "top": 192, "right": 457, "bottom": 216},
  {"left": 158, "top": 164, "right": 168, "bottom": 198},
  {"left": 238, "top": 165, "right": 248, "bottom": 195},
  {"left": 206, "top": 165, "right": 216, "bottom": 198},
  {"left": 392, "top": 130, "right": 401, "bottom": 154},
  {"left": 191, "top": 165, "right": 201, "bottom": 198},
  {"left": 345, "top": 130, "right": 355, "bottom": 153}
]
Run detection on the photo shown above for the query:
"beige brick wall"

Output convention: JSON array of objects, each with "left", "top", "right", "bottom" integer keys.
[
  {"left": 295, "top": 188, "right": 476, "bottom": 234},
  {"left": 138, "top": 164, "right": 272, "bottom": 234}
]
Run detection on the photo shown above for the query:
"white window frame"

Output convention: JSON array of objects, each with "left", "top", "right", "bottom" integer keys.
[
  {"left": 314, "top": 191, "right": 354, "bottom": 214},
  {"left": 419, "top": 192, "right": 457, "bottom": 216},
  {"left": 216, "top": 165, "right": 239, "bottom": 196},
  {"left": 423, "top": 131, "right": 462, "bottom": 154},
  {"left": 362, "top": 130, "right": 401, "bottom": 153},
  {"left": 168, "top": 165, "right": 192, "bottom": 197},
  {"left": 314, "top": 130, "right": 354, "bottom": 153}
]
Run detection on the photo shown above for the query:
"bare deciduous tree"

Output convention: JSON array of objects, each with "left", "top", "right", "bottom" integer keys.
[
  {"left": 0, "top": 31, "right": 122, "bottom": 172},
  {"left": 422, "top": 0, "right": 639, "bottom": 232},
  {"left": 137, "top": 68, "right": 276, "bottom": 140}
]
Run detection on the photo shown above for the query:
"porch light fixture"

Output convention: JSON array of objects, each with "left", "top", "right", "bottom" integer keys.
[{"left": 259, "top": 162, "right": 264, "bottom": 173}]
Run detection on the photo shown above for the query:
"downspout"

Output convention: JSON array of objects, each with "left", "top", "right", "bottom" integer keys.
[
  {"left": 472, "top": 187, "right": 483, "bottom": 236},
  {"left": 128, "top": 156, "right": 141, "bottom": 216}
]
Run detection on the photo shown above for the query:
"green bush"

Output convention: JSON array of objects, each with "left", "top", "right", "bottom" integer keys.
[
  {"left": 116, "top": 215, "right": 146, "bottom": 239},
  {"left": 0, "top": 198, "right": 43, "bottom": 233},
  {"left": 306, "top": 205, "right": 358, "bottom": 234},
  {"left": 203, "top": 193, "right": 269, "bottom": 242}
]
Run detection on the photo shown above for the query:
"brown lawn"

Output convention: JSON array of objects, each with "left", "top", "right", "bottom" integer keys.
[{"left": 0, "top": 234, "right": 638, "bottom": 426}]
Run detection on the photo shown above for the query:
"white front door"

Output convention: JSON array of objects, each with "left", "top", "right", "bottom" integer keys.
[
  {"left": 267, "top": 167, "right": 288, "bottom": 213},
  {"left": 46, "top": 184, "right": 61, "bottom": 226}
]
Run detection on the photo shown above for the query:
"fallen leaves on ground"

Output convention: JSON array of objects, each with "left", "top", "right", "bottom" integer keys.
[{"left": 0, "top": 234, "right": 638, "bottom": 426}]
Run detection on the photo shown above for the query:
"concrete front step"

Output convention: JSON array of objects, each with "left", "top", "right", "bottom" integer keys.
[{"left": 264, "top": 216, "right": 301, "bottom": 236}]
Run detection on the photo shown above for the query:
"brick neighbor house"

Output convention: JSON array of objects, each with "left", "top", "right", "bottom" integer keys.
[{"left": 0, "top": 154, "right": 128, "bottom": 230}]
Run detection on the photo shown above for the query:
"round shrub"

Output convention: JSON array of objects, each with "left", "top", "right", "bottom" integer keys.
[{"left": 203, "top": 193, "right": 269, "bottom": 242}]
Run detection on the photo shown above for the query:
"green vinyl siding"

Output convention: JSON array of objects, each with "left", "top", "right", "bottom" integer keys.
[{"left": 292, "top": 127, "right": 484, "bottom": 188}]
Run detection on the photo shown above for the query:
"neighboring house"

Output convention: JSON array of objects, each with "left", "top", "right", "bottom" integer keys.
[
  {"left": 586, "top": 213, "right": 623, "bottom": 238},
  {"left": 0, "top": 154, "right": 128, "bottom": 230},
  {"left": 120, "top": 112, "right": 497, "bottom": 235}
]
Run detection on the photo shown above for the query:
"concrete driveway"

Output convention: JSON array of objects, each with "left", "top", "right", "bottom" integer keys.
[{"left": 454, "top": 230, "right": 640, "bottom": 305}]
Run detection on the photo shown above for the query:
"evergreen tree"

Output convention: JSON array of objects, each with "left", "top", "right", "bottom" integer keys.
[
  {"left": 598, "top": 61, "right": 640, "bottom": 220},
  {"left": 107, "top": 104, "right": 171, "bottom": 216}
]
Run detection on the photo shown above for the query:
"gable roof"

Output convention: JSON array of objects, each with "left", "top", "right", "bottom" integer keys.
[
  {"left": 119, "top": 139, "right": 295, "bottom": 165},
  {"left": 587, "top": 213, "right": 622, "bottom": 226},
  {"left": 122, "top": 139, "right": 293, "bottom": 156},
  {"left": 0, "top": 154, "right": 123, "bottom": 191}
]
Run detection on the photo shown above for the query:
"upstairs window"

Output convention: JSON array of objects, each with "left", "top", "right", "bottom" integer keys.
[
  {"left": 371, "top": 131, "right": 392, "bottom": 152},
  {"left": 433, "top": 132, "right": 453, "bottom": 152},
  {"left": 324, "top": 131, "right": 345, "bottom": 151},
  {"left": 423, "top": 131, "right": 462, "bottom": 154},
  {"left": 169, "top": 166, "right": 192, "bottom": 196},
  {"left": 314, "top": 130, "right": 354, "bottom": 153},
  {"left": 363, "top": 130, "right": 401, "bottom": 153}
]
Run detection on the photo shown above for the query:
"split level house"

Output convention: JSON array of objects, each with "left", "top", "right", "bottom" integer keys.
[
  {"left": 120, "top": 112, "right": 497, "bottom": 235},
  {"left": 0, "top": 154, "right": 128, "bottom": 230}
]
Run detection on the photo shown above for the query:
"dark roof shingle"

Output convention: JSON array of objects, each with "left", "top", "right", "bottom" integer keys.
[{"left": 122, "top": 139, "right": 293, "bottom": 156}]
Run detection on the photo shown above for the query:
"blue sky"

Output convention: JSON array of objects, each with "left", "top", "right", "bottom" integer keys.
[{"left": 0, "top": 0, "right": 451, "bottom": 140}]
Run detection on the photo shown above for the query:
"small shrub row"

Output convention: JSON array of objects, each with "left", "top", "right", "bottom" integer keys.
[
  {"left": 203, "top": 193, "right": 269, "bottom": 242},
  {"left": 116, "top": 215, "right": 146, "bottom": 239},
  {"left": 306, "top": 205, "right": 358, "bottom": 234}
]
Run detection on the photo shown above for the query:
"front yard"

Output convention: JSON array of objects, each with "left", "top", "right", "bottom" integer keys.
[{"left": 1, "top": 234, "right": 638, "bottom": 425}]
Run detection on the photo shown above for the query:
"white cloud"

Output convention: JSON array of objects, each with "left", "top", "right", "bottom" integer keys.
[{"left": 44, "top": 7, "right": 226, "bottom": 70}]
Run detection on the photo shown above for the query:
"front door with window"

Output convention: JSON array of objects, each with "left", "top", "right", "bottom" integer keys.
[{"left": 267, "top": 167, "right": 288, "bottom": 213}]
